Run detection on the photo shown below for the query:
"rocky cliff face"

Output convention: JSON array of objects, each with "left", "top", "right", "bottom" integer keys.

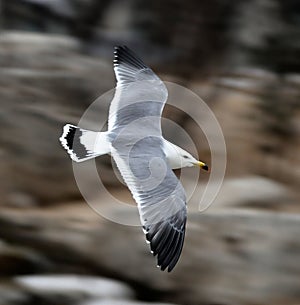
[
  {"left": 0, "top": 30, "right": 300, "bottom": 305},
  {"left": 0, "top": 32, "right": 119, "bottom": 205},
  {"left": 1, "top": 202, "right": 300, "bottom": 305}
]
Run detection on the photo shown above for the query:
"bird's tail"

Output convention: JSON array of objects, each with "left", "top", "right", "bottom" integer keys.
[{"left": 59, "top": 124, "right": 110, "bottom": 162}]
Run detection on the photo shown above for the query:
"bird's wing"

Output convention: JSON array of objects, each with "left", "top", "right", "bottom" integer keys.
[
  {"left": 111, "top": 135, "right": 187, "bottom": 272},
  {"left": 108, "top": 46, "right": 185, "bottom": 272},
  {"left": 108, "top": 46, "right": 168, "bottom": 131}
]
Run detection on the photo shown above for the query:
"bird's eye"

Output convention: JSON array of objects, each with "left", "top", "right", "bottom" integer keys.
[{"left": 183, "top": 155, "right": 189, "bottom": 159}]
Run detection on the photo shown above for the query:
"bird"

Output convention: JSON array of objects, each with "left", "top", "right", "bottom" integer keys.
[{"left": 59, "top": 46, "right": 208, "bottom": 272}]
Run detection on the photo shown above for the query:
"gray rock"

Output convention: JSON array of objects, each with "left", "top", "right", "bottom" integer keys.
[
  {"left": 20, "top": 0, "right": 76, "bottom": 18},
  {"left": 0, "top": 31, "right": 120, "bottom": 205},
  {"left": 0, "top": 240, "right": 49, "bottom": 275},
  {"left": 1, "top": 204, "right": 300, "bottom": 305},
  {"left": 0, "top": 282, "right": 29, "bottom": 305},
  {"left": 202, "top": 175, "right": 294, "bottom": 210},
  {"left": 15, "top": 275, "right": 135, "bottom": 303},
  {"left": 0, "top": 31, "right": 80, "bottom": 69},
  {"left": 82, "top": 300, "right": 177, "bottom": 305}
]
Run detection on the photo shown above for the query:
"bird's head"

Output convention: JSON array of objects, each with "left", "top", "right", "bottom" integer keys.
[
  {"left": 179, "top": 151, "right": 209, "bottom": 171},
  {"left": 164, "top": 140, "right": 209, "bottom": 171}
]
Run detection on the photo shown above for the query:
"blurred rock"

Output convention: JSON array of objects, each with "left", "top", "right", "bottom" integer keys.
[
  {"left": 0, "top": 31, "right": 80, "bottom": 68},
  {"left": 0, "top": 239, "right": 49, "bottom": 275},
  {"left": 7, "top": 192, "right": 38, "bottom": 208},
  {"left": 206, "top": 175, "right": 295, "bottom": 210},
  {"left": 0, "top": 204, "right": 300, "bottom": 305},
  {"left": 0, "top": 282, "right": 29, "bottom": 305},
  {"left": 82, "top": 300, "right": 177, "bottom": 305},
  {"left": 0, "top": 31, "right": 121, "bottom": 205},
  {"left": 20, "top": 0, "right": 76, "bottom": 18},
  {"left": 0, "top": 2, "right": 299, "bottom": 305},
  {"left": 15, "top": 274, "right": 135, "bottom": 304}
]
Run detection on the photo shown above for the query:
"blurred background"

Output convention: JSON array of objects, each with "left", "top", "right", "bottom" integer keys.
[{"left": 0, "top": 0, "right": 300, "bottom": 304}]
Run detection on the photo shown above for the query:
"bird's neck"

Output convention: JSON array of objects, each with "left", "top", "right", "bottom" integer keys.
[{"left": 163, "top": 140, "right": 184, "bottom": 169}]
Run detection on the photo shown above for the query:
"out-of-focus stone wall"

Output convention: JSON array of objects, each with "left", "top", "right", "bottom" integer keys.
[
  {"left": 1, "top": 203, "right": 300, "bottom": 305},
  {"left": 0, "top": 1, "right": 299, "bottom": 304},
  {"left": 0, "top": 32, "right": 118, "bottom": 205}
]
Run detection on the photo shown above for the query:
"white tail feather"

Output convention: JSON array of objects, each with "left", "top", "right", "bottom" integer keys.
[{"left": 59, "top": 124, "right": 110, "bottom": 162}]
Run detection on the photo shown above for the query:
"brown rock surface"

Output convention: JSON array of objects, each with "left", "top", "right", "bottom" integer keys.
[
  {"left": 0, "top": 202, "right": 299, "bottom": 305},
  {"left": 0, "top": 31, "right": 119, "bottom": 205}
]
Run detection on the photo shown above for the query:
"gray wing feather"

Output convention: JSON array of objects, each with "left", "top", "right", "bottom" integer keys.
[
  {"left": 109, "top": 46, "right": 186, "bottom": 272},
  {"left": 108, "top": 46, "right": 168, "bottom": 131},
  {"left": 111, "top": 135, "right": 187, "bottom": 272}
]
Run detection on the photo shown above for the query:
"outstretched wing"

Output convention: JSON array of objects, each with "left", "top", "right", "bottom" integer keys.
[
  {"left": 111, "top": 136, "right": 187, "bottom": 272},
  {"left": 108, "top": 46, "right": 168, "bottom": 131},
  {"left": 109, "top": 46, "right": 186, "bottom": 271}
]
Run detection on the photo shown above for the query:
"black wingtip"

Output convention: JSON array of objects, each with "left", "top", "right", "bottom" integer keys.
[
  {"left": 143, "top": 212, "right": 186, "bottom": 272},
  {"left": 113, "top": 45, "right": 148, "bottom": 70}
]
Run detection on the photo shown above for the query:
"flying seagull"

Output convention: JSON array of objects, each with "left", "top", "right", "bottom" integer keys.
[{"left": 59, "top": 46, "right": 208, "bottom": 272}]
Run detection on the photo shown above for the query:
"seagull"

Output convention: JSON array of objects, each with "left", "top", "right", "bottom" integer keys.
[{"left": 60, "top": 46, "right": 208, "bottom": 272}]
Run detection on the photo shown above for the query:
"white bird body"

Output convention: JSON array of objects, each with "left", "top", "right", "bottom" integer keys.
[
  {"left": 59, "top": 46, "right": 208, "bottom": 272},
  {"left": 60, "top": 125, "right": 199, "bottom": 169}
]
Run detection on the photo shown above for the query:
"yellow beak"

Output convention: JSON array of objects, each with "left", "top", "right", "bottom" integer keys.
[{"left": 197, "top": 161, "right": 209, "bottom": 171}]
